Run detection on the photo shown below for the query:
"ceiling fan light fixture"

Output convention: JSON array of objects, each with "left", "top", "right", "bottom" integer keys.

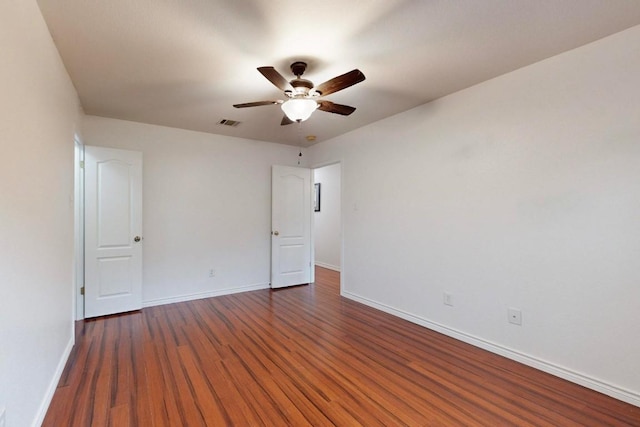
[{"left": 281, "top": 98, "right": 318, "bottom": 122}]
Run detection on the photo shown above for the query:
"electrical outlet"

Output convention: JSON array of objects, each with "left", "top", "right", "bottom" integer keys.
[
  {"left": 443, "top": 292, "right": 453, "bottom": 306},
  {"left": 0, "top": 407, "right": 6, "bottom": 427},
  {"left": 208, "top": 269, "right": 216, "bottom": 278},
  {"left": 508, "top": 308, "right": 522, "bottom": 325}
]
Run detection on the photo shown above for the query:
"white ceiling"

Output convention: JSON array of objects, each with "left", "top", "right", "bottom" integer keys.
[{"left": 37, "top": 0, "right": 640, "bottom": 147}]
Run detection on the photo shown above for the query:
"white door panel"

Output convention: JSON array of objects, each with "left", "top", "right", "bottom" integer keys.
[
  {"left": 85, "top": 146, "right": 142, "bottom": 317},
  {"left": 271, "top": 165, "right": 312, "bottom": 288}
]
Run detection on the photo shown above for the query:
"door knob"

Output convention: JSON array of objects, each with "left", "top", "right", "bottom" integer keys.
[
  {"left": 273, "top": 231, "right": 279, "bottom": 236},
  {"left": 134, "top": 236, "right": 142, "bottom": 242}
]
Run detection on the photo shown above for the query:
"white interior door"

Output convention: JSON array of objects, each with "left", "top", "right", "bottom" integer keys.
[
  {"left": 84, "top": 146, "right": 143, "bottom": 318},
  {"left": 271, "top": 165, "right": 312, "bottom": 288}
]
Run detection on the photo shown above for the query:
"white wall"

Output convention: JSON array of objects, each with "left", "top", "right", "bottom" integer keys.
[
  {"left": 313, "top": 163, "right": 341, "bottom": 271},
  {"left": 82, "top": 116, "right": 305, "bottom": 306},
  {"left": 309, "top": 25, "right": 640, "bottom": 405},
  {"left": 0, "top": 1, "right": 81, "bottom": 426}
]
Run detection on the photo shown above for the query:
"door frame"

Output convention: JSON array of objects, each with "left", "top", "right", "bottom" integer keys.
[
  {"left": 74, "top": 136, "right": 85, "bottom": 320},
  {"left": 311, "top": 160, "right": 343, "bottom": 293}
]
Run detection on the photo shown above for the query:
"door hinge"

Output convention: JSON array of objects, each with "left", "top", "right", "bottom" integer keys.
[
  {"left": 80, "top": 286, "right": 85, "bottom": 295},
  {"left": 79, "top": 160, "right": 84, "bottom": 169}
]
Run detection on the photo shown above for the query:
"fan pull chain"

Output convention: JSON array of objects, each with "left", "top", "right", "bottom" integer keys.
[{"left": 297, "top": 121, "right": 303, "bottom": 165}]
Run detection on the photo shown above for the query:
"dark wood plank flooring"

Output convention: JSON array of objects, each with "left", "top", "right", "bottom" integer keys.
[{"left": 44, "top": 267, "right": 640, "bottom": 426}]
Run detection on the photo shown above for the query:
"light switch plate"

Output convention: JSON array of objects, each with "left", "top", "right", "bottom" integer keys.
[
  {"left": 0, "top": 407, "right": 6, "bottom": 427},
  {"left": 443, "top": 292, "right": 453, "bottom": 306}
]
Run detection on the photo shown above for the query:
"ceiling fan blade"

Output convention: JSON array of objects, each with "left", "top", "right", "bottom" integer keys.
[
  {"left": 317, "top": 100, "right": 356, "bottom": 116},
  {"left": 233, "top": 100, "right": 282, "bottom": 108},
  {"left": 281, "top": 115, "right": 295, "bottom": 126},
  {"left": 314, "top": 69, "right": 365, "bottom": 96},
  {"left": 258, "top": 67, "right": 293, "bottom": 92}
]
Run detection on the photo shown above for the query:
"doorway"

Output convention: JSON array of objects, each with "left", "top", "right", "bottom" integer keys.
[{"left": 312, "top": 163, "right": 342, "bottom": 287}]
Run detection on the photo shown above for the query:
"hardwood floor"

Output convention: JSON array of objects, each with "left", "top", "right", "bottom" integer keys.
[{"left": 44, "top": 267, "right": 640, "bottom": 426}]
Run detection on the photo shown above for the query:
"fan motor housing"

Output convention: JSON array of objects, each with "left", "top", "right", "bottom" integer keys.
[{"left": 288, "top": 78, "right": 314, "bottom": 96}]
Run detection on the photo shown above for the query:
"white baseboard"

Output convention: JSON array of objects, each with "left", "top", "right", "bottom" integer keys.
[
  {"left": 342, "top": 290, "right": 640, "bottom": 408},
  {"left": 142, "top": 282, "right": 270, "bottom": 308},
  {"left": 315, "top": 261, "right": 341, "bottom": 272},
  {"left": 33, "top": 336, "right": 74, "bottom": 427}
]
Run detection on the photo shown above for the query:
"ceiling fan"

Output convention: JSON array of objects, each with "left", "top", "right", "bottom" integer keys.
[{"left": 233, "top": 61, "right": 365, "bottom": 125}]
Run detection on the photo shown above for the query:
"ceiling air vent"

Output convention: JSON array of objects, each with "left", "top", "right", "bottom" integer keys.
[{"left": 218, "top": 119, "right": 241, "bottom": 127}]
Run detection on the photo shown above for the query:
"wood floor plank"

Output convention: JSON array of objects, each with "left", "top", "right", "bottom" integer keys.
[
  {"left": 176, "top": 345, "right": 230, "bottom": 426},
  {"left": 108, "top": 404, "right": 130, "bottom": 427},
  {"left": 44, "top": 267, "right": 640, "bottom": 426}
]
